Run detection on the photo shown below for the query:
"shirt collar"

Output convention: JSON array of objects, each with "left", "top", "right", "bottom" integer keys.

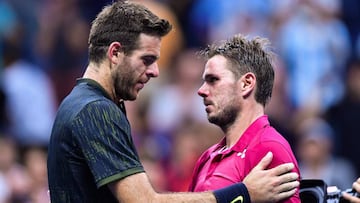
[
  {"left": 76, "top": 78, "right": 127, "bottom": 114},
  {"left": 215, "top": 115, "right": 270, "bottom": 153},
  {"left": 76, "top": 78, "right": 111, "bottom": 99}
]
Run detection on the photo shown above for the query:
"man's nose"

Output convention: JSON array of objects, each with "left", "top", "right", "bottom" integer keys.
[
  {"left": 197, "top": 83, "right": 208, "bottom": 97},
  {"left": 147, "top": 63, "right": 159, "bottom": 77}
]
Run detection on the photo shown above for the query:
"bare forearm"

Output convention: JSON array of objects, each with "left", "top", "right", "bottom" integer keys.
[
  {"left": 153, "top": 191, "right": 216, "bottom": 203},
  {"left": 109, "top": 173, "right": 217, "bottom": 203},
  {"left": 156, "top": 183, "right": 249, "bottom": 203}
]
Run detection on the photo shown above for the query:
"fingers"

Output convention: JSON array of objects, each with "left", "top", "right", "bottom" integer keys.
[
  {"left": 277, "top": 172, "right": 299, "bottom": 185},
  {"left": 254, "top": 151, "right": 273, "bottom": 170},
  {"left": 342, "top": 192, "right": 360, "bottom": 203},
  {"left": 340, "top": 178, "right": 360, "bottom": 203},
  {"left": 354, "top": 178, "right": 360, "bottom": 193},
  {"left": 269, "top": 175, "right": 299, "bottom": 203},
  {"left": 274, "top": 178, "right": 300, "bottom": 193},
  {"left": 253, "top": 151, "right": 295, "bottom": 176},
  {"left": 268, "top": 162, "right": 295, "bottom": 176},
  {"left": 273, "top": 188, "right": 297, "bottom": 202}
]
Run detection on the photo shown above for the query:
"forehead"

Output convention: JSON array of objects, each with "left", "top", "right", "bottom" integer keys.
[
  {"left": 203, "top": 55, "right": 233, "bottom": 77},
  {"left": 134, "top": 33, "right": 162, "bottom": 56}
]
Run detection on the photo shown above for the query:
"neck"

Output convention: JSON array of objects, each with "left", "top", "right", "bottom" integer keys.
[
  {"left": 83, "top": 62, "right": 116, "bottom": 102},
  {"left": 224, "top": 102, "right": 264, "bottom": 148}
]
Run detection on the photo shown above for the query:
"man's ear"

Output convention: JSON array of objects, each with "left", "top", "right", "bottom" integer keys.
[
  {"left": 239, "top": 72, "right": 256, "bottom": 97},
  {"left": 108, "top": 42, "right": 123, "bottom": 64}
]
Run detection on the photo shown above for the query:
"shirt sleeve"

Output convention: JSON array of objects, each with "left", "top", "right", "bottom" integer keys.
[
  {"left": 72, "top": 100, "right": 144, "bottom": 188},
  {"left": 247, "top": 140, "right": 301, "bottom": 203}
]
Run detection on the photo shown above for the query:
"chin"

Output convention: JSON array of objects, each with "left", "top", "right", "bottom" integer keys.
[
  {"left": 133, "top": 91, "right": 141, "bottom": 99},
  {"left": 121, "top": 93, "right": 137, "bottom": 101},
  {"left": 128, "top": 95, "right": 138, "bottom": 101},
  {"left": 207, "top": 115, "right": 215, "bottom": 123}
]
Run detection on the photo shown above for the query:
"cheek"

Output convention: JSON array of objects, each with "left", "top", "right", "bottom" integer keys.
[
  {"left": 216, "top": 85, "right": 238, "bottom": 101},
  {"left": 214, "top": 90, "right": 233, "bottom": 108},
  {"left": 132, "top": 62, "right": 147, "bottom": 77},
  {"left": 118, "top": 60, "right": 142, "bottom": 81},
  {"left": 222, "top": 92, "right": 242, "bottom": 113}
]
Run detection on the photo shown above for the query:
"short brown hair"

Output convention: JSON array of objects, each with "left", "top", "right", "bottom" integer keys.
[{"left": 88, "top": 0, "right": 172, "bottom": 63}]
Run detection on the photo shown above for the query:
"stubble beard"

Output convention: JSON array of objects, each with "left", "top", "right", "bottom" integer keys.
[
  {"left": 113, "top": 61, "right": 137, "bottom": 101},
  {"left": 208, "top": 104, "right": 239, "bottom": 132}
]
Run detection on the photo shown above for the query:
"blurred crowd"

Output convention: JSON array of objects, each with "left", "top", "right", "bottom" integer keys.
[{"left": 0, "top": 0, "right": 360, "bottom": 202}]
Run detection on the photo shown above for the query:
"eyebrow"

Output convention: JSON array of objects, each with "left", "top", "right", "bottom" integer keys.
[
  {"left": 141, "top": 53, "right": 160, "bottom": 59},
  {"left": 203, "top": 73, "right": 217, "bottom": 80},
  {"left": 141, "top": 55, "right": 159, "bottom": 60}
]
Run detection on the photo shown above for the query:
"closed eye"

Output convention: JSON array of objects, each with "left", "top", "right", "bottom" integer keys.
[
  {"left": 142, "top": 55, "right": 158, "bottom": 66},
  {"left": 204, "top": 75, "right": 219, "bottom": 84}
]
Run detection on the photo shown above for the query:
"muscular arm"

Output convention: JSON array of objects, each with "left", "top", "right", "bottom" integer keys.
[
  {"left": 109, "top": 172, "right": 216, "bottom": 203},
  {"left": 109, "top": 152, "right": 299, "bottom": 203}
]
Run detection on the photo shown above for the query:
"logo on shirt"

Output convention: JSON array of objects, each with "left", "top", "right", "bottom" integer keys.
[
  {"left": 237, "top": 149, "right": 247, "bottom": 159},
  {"left": 231, "top": 195, "right": 243, "bottom": 203}
]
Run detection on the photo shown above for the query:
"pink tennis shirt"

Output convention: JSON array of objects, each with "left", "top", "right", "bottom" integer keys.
[{"left": 188, "top": 115, "right": 300, "bottom": 203}]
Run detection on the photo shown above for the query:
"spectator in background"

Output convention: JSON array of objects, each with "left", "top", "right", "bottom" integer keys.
[
  {"left": 34, "top": 0, "right": 89, "bottom": 105},
  {"left": 0, "top": 0, "right": 17, "bottom": 67},
  {"left": 0, "top": 136, "right": 31, "bottom": 203},
  {"left": 0, "top": 88, "right": 9, "bottom": 133},
  {"left": 77, "top": 0, "right": 112, "bottom": 24},
  {"left": 187, "top": 0, "right": 272, "bottom": 47},
  {"left": 278, "top": 0, "right": 350, "bottom": 114},
  {"left": 0, "top": 172, "right": 9, "bottom": 203},
  {"left": 3, "top": 0, "right": 41, "bottom": 63},
  {"left": 340, "top": 0, "right": 360, "bottom": 60},
  {"left": 325, "top": 59, "right": 360, "bottom": 176},
  {"left": 22, "top": 146, "right": 49, "bottom": 203},
  {"left": 134, "top": 49, "right": 207, "bottom": 162},
  {"left": 0, "top": 136, "right": 11, "bottom": 203},
  {"left": 265, "top": 57, "right": 297, "bottom": 148},
  {"left": 1, "top": 22, "right": 56, "bottom": 147},
  {"left": 296, "top": 116, "right": 357, "bottom": 191},
  {"left": 147, "top": 49, "right": 207, "bottom": 136},
  {"left": 166, "top": 122, "right": 222, "bottom": 192}
]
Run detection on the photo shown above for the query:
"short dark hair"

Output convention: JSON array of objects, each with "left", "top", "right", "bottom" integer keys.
[
  {"left": 88, "top": 0, "right": 172, "bottom": 64},
  {"left": 199, "top": 34, "right": 275, "bottom": 106}
]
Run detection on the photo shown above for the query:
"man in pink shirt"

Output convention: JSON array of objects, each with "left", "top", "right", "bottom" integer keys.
[{"left": 189, "top": 34, "right": 301, "bottom": 203}]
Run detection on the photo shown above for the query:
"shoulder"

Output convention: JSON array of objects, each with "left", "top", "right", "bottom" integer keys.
[
  {"left": 57, "top": 86, "right": 125, "bottom": 131},
  {"left": 63, "top": 82, "right": 121, "bottom": 117},
  {"left": 248, "top": 126, "right": 299, "bottom": 167},
  {"left": 259, "top": 126, "right": 292, "bottom": 149}
]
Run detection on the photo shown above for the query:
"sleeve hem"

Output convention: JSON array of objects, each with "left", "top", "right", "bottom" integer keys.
[{"left": 97, "top": 167, "right": 145, "bottom": 188}]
